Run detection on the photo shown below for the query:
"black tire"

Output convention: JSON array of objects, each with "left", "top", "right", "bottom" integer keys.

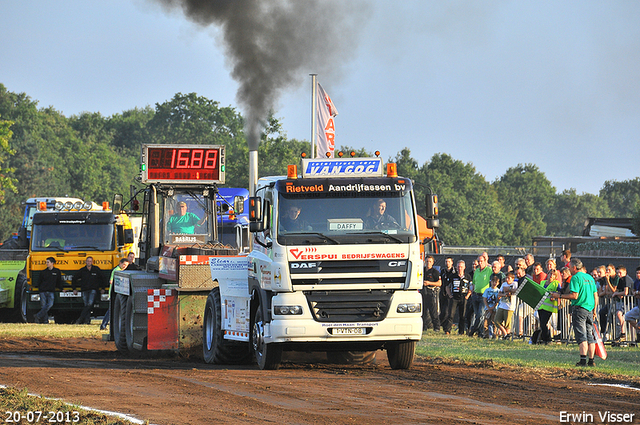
[
  {"left": 16, "top": 275, "right": 34, "bottom": 323},
  {"left": 326, "top": 350, "right": 377, "bottom": 365},
  {"left": 252, "top": 305, "right": 282, "bottom": 370},
  {"left": 112, "top": 294, "right": 128, "bottom": 353},
  {"left": 387, "top": 340, "right": 416, "bottom": 370},
  {"left": 125, "top": 294, "right": 146, "bottom": 351},
  {"left": 203, "top": 288, "right": 251, "bottom": 364}
]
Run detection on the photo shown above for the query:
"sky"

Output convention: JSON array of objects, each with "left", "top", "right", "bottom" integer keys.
[{"left": 2, "top": 1, "right": 639, "bottom": 195}]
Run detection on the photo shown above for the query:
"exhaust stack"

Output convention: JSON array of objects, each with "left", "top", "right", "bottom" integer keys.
[{"left": 249, "top": 150, "right": 258, "bottom": 197}]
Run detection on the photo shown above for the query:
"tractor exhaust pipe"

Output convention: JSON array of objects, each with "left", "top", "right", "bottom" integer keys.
[{"left": 249, "top": 150, "right": 258, "bottom": 197}]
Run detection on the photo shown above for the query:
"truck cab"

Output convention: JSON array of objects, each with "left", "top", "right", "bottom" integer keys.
[
  {"left": 25, "top": 204, "right": 134, "bottom": 323},
  {"left": 245, "top": 157, "right": 425, "bottom": 369}
]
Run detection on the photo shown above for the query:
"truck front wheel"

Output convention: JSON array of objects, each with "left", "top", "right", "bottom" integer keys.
[
  {"left": 252, "top": 306, "right": 282, "bottom": 370},
  {"left": 387, "top": 340, "right": 416, "bottom": 370}
]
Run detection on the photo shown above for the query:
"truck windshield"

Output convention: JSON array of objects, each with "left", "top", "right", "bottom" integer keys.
[
  {"left": 162, "top": 193, "right": 211, "bottom": 244},
  {"left": 276, "top": 191, "right": 417, "bottom": 245},
  {"left": 32, "top": 224, "right": 115, "bottom": 251}
]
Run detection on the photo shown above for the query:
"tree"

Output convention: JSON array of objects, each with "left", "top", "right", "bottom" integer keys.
[
  {"left": 0, "top": 116, "right": 17, "bottom": 204},
  {"left": 147, "top": 93, "right": 249, "bottom": 188},
  {"left": 599, "top": 178, "right": 640, "bottom": 218},
  {"left": 107, "top": 107, "right": 154, "bottom": 151},
  {"left": 413, "top": 153, "right": 504, "bottom": 246},
  {"left": 257, "top": 115, "right": 309, "bottom": 179},
  {"left": 546, "top": 189, "right": 611, "bottom": 236},
  {"left": 493, "top": 164, "right": 556, "bottom": 246}
]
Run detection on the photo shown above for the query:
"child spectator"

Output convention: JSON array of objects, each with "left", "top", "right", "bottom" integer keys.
[
  {"left": 495, "top": 272, "right": 518, "bottom": 339},
  {"left": 482, "top": 276, "right": 501, "bottom": 339}
]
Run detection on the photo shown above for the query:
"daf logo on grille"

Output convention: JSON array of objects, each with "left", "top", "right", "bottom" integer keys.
[
  {"left": 291, "top": 262, "right": 317, "bottom": 269},
  {"left": 387, "top": 261, "right": 407, "bottom": 267}
]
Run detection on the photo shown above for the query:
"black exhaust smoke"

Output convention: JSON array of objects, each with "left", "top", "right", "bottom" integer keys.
[{"left": 154, "top": 0, "right": 371, "bottom": 150}]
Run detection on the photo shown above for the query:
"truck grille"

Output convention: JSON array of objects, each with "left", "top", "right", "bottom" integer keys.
[
  {"left": 289, "top": 259, "right": 408, "bottom": 287},
  {"left": 305, "top": 290, "right": 393, "bottom": 322}
]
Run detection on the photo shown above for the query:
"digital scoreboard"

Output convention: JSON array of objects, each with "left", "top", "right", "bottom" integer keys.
[{"left": 140, "top": 144, "right": 225, "bottom": 184}]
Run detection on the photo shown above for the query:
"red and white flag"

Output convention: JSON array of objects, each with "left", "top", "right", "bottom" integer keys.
[{"left": 316, "top": 83, "right": 338, "bottom": 158}]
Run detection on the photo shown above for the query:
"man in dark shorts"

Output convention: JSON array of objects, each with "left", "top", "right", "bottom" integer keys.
[{"left": 551, "top": 258, "right": 598, "bottom": 367}]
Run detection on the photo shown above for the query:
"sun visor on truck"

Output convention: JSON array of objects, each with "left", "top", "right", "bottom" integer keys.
[
  {"left": 32, "top": 212, "right": 116, "bottom": 225},
  {"left": 276, "top": 177, "right": 413, "bottom": 197}
]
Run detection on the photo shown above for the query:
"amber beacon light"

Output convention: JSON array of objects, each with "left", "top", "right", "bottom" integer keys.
[
  {"left": 386, "top": 163, "right": 398, "bottom": 178},
  {"left": 287, "top": 165, "right": 298, "bottom": 179}
]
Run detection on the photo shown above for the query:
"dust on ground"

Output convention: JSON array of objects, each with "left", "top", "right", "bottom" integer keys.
[{"left": 0, "top": 338, "right": 638, "bottom": 425}]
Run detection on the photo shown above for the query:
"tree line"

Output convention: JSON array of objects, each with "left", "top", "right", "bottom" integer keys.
[{"left": 0, "top": 83, "right": 639, "bottom": 245}]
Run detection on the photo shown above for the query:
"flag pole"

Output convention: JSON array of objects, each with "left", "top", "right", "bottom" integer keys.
[{"left": 310, "top": 74, "right": 317, "bottom": 158}]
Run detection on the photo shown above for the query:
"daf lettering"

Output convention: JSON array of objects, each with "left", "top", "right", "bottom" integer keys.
[{"left": 291, "top": 262, "right": 317, "bottom": 269}]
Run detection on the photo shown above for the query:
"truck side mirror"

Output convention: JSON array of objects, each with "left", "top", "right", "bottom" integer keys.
[
  {"left": 249, "top": 196, "right": 264, "bottom": 232},
  {"left": 425, "top": 194, "right": 439, "bottom": 229},
  {"left": 234, "top": 196, "right": 245, "bottom": 214}
]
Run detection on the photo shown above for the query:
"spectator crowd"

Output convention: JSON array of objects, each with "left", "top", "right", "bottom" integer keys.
[{"left": 422, "top": 250, "right": 640, "bottom": 356}]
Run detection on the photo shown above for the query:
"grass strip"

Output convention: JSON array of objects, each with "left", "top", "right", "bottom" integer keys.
[
  {"left": 0, "top": 386, "right": 147, "bottom": 425},
  {"left": 416, "top": 331, "right": 640, "bottom": 379}
]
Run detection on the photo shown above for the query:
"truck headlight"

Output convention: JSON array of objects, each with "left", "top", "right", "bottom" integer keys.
[
  {"left": 273, "top": 305, "right": 303, "bottom": 315},
  {"left": 30, "top": 294, "right": 41, "bottom": 302},
  {"left": 397, "top": 303, "right": 421, "bottom": 313},
  {"left": 101, "top": 294, "right": 110, "bottom": 302}
]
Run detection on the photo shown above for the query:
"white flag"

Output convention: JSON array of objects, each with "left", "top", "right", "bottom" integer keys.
[{"left": 316, "top": 83, "right": 338, "bottom": 158}]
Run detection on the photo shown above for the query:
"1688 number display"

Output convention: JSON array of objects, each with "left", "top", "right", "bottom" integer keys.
[{"left": 4, "top": 411, "right": 80, "bottom": 423}]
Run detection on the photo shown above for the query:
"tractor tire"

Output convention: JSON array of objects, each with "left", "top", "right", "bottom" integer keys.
[
  {"left": 112, "top": 294, "right": 128, "bottom": 353},
  {"left": 125, "top": 293, "right": 146, "bottom": 352},
  {"left": 202, "top": 287, "right": 251, "bottom": 364},
  {"left": 252, "top": 304, "right": 282, "bottom": 370},
  {"left": 387, "top": 340, "right": 416, "bottom": 370}
]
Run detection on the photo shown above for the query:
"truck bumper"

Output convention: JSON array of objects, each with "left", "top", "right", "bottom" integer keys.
[{"left": 265, "top": 290, "right": 423, "bottom": 345}]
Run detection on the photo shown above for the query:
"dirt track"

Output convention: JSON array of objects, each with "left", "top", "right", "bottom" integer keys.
[{"left": 0, "top": 337, "right": 638, "bottom": 425}]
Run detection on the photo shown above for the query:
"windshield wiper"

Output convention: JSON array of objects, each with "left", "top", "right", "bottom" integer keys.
[
  {"left": 287, "top": 232, "right": 340, "bottom": 245},
  {"left": 45, "top": 246, "right": 67, "bottom": 252},
  {"left": 71, "top": 245, "right": 106, "bottom": 251},
  {"left": 356, "top": 232, "right": 404, "bottom": 243}
]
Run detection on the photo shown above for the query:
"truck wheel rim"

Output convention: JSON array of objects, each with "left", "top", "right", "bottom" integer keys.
[
  {"left": 205, "top": 307, "right": 213, "bottom": 350},
  {"left": 252, "top": 317, "right": 265, "bottom": 360}
]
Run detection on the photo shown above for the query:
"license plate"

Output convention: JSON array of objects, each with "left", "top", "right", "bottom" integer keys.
[
  {"left": 59, "top": 292, "right": 81, "bottom": 298},
  {"left": 332, "top": 327, "right": 365, "bottom": 335}
]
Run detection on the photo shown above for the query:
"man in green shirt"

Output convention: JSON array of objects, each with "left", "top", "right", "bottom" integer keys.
[
  {"left": 551, "top": 258, "right": 598, "bottom": 367},
  {"left": 468, "top": 255, "right": 492, "bottom": 337},
  {"left": 167, "top": 201, "right": 205, "bottom": 234}
]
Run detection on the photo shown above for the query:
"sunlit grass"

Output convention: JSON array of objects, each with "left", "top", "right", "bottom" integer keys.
[
  {"left": 416, "top": 330, "right": 640, "bottom": 378},
  {"left": 0, "top": 387, "right": 144, "bottom": 425},
  {"left": 0, "top": 321, "right": 104, "bottom": 339}
]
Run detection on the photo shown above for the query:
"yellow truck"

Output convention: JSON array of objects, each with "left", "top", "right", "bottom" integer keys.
[{"left": 1, "top": 199, "right": 135, "bottom": 323}]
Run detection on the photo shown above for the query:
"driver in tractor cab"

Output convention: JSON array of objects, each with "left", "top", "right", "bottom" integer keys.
[{"left": 166, "top": 201, "right": 206, "bottom": 234}]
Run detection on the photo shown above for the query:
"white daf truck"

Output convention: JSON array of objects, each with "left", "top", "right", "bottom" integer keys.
[{"left": 205, "top": 155, "right": 432, "bottom": 369}]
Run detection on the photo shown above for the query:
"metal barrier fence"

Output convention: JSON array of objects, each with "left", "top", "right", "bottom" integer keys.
[
  {"left": 493, "top": 295, "right": 636, "bottom": 346},
  {"left": 437, "top": 293, "right": 638, "bottom": 346}
]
